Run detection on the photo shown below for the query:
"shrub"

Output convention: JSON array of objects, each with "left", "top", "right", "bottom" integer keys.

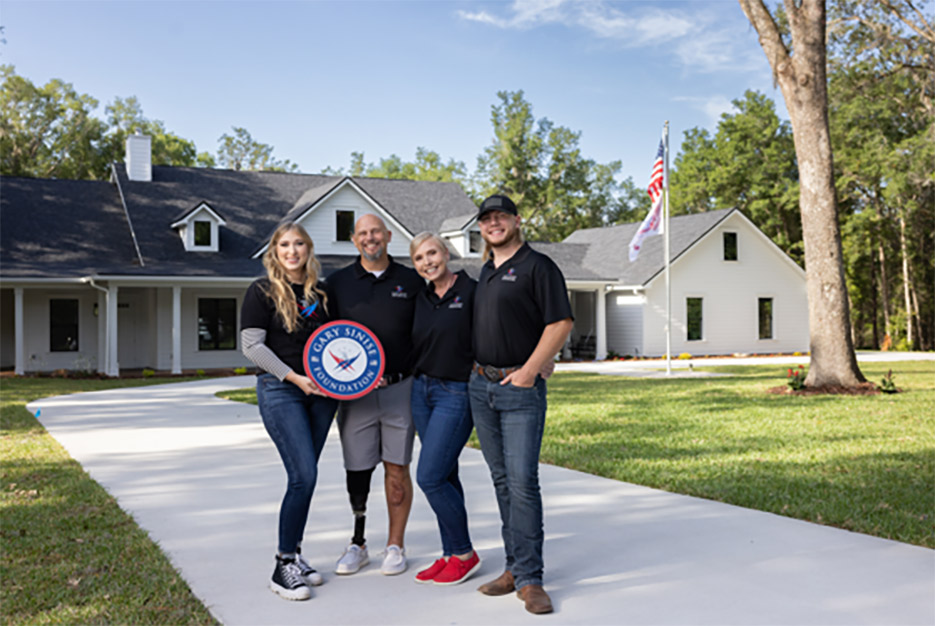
[
  {"left": 786, "top": 367, "right": 806, "bottom": 391},
  {"left": 878, "top": 369, "right": 898, "bottom": 393},
  {"left": 233, "top": 367, "right": 248, "bottom": 375},
  {"left": 678, "top": 352, "right": 692, "bottom": 360},
  {"left": 142, "top": 368, "right": 156, "bottom": 378}
]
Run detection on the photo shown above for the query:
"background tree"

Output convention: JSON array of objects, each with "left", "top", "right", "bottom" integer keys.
[
  {"left": 216, "top": 127, "right": 297, "bottom": 172},
  {"left": 828, "top": 0, "right": 934, "bottom": 350},
  {"left": 670, "top": 91, "right": 802, "bottom": 263},
  {"left": 101, "top": 96, "right": 213, "bottom": 170},
  {"left": 475, "top": 90, "right": 624, "bottom": 240},
  {"left": 362, "top": 147, "right": 467, "bottom": 183},
  {"left": 604, "top": 176, "right": 653, "bottom": 225},
  {"left": 738, "top": 0, "right": 865, "bottom": 388},
  {"left": 0, "top": 65, "right": 105, "bottom": 179}
]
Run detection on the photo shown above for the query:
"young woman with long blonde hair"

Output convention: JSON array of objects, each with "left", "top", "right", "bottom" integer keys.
[{"left": 240, "top": 222, "right": 337, "bottom": 601}]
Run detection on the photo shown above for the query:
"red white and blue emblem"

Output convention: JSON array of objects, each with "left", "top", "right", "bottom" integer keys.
[{"left": 303, "top": 321, "right": 385, "bottom": 400}]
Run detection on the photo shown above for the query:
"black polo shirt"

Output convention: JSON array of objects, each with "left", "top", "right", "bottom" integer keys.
[
  {"left": 412, "top": 270, "right": 475, "bottom": 381},
  {"left": 325, "top": 256, "right": 424, "bottom": 377},
  {"left": 241, "top": 278, "right": 330, "bottom": 373},
  {"left": 473, "top": 243, "right": 573, "bottom": 367}
]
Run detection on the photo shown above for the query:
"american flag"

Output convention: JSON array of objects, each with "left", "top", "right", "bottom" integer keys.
[
  {"left": 647, "top": 140, "right": 665, "bottom": 209},
  {"left": 628, "top": 139, "right": 666, "bottom": 262}
]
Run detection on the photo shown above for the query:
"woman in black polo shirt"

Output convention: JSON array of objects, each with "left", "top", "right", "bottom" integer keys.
[
  {"left": 240, "top": 222, "right": 337, "bottom": 601},
  {"left": 408, "top": 232, "right": 481, "bottom": 586}
]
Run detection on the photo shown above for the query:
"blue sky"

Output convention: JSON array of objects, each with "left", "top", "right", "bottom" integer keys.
[{"left": 2, "top": 0, "right": 784, "bottom": 186}]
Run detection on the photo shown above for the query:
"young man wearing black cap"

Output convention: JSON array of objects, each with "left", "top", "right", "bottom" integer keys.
[{"left": 469, "top": 194, "right": 573, "bottom": 615}]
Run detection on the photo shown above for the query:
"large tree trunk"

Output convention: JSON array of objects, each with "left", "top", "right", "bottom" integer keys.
[{"left": 739, "top": 0, "right": 865, "bottom": 386}]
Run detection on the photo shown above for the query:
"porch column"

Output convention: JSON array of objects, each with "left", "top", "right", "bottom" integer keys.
[
  {"left": 97, "top": 291, "right": 107, "bottom": 374},
  {"left": 106, "top": 285, "right": 119, "bottom": 377},
  {"left": 14, "top": 288, "right": 24, "bottom": 375},
  {"left": 171, "top": 286, "right": 182, "bottom": 374},
  {"left": 595, "top": 287, "right": 607, "bottom": 361}
]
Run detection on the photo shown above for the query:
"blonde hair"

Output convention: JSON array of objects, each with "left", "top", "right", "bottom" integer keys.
[
  {"left": 409, "top": 231, "right": 449, "bottom": 259},
  {"left": 262, "top": 222, "right": 327, "bottom": 333}
]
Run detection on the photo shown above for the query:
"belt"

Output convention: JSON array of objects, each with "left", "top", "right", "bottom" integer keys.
[
  {"left": 383, "top": 372, "right": 407, "bottom": 386},
  {"left": 473, "top": 362, "right": 521, "bottom": 383}
]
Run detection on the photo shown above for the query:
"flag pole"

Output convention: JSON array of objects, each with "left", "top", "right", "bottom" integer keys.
[{"left": 664, "top": 121, "right": 671, "bottom": 376}]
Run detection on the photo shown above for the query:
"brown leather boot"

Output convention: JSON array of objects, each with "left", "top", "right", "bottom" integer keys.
[
  {"left": 517, "top": 584, "right": 553, "bottom": 614},
  {"left": 477, "top": 570, "right": 515, "bottom": 596}
]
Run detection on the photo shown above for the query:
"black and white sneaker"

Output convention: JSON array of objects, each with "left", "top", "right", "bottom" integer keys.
[
  {"left": 270, "top": 555, "right": 311, "bottom": 601},
  {"left": 295, "top": 548, "right": 324, "bottom": 586}
]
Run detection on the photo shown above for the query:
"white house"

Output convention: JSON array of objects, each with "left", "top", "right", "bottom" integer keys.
[
  {"left": 559, "top": 209, "right": 810, "bottom": 359},
  {"left": 0, "top": 136, "right": 808, "bottom": 375}
]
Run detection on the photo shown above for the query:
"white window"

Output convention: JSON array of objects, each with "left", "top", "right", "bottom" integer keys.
[
  {"left": 336, "top": 210, "right": 355, "bottom": 242},
  {"left": 686, "top": 297, "right": 703, "bottom": 341},
  {"left": 723, "top": 232, "right": 738, "bottom": 261},
  {"left": 194, "top": 220, "right": 212, "bottom": 247},
  {"left": 758, "top": 297, "right": 774, "bottom": 339}
]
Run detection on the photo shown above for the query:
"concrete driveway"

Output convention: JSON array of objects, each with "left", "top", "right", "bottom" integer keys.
[{"left": 28, "top": 357, "right": 935, "bottom": 625}]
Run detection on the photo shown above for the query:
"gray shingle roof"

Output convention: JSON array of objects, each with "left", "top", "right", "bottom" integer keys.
[
  {"left": 562, "top": 208, "right": 736, "bottom": 284},
  {"left": 0, "top": 177, "right": 140, "bottom": 277},
  {"left": 1, "top": 165, "right": 737, "bottom": 286},
  {"left": 353, "top": 178, "right": 478, "bottom": 236}
]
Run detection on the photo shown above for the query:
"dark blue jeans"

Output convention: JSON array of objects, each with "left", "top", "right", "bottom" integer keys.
[
  {"left": 411, "top": 374, "right": 474, "bottom": 556},
  {"left": 469, "top": 373, "right": 547, "bottom": 590},
  {"left": 257, "top": 374, "right": 337, "bottom": 554}
]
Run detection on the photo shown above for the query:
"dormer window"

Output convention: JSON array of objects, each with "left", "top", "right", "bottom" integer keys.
[
  {"left": 194, "top": 220, "right": 212, "bottom": 247},
  {"left": 171, "top": 202, "right": 226, "bottom": 252}
]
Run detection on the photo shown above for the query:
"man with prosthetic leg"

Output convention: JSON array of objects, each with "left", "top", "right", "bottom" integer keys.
[{"left": 325, "top": 214, "right": 424, "bottom": 576}]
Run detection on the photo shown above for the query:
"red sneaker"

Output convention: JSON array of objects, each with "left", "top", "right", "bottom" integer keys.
[
  {"left": 414, "top": 557, "right": 448, "bottom": 584},
  {"left": 433, "top": 551, "right": 481, "bottom": 586}
]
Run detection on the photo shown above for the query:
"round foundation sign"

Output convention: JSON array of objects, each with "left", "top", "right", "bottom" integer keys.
[{"left": 303, "top": 321, "right": 385, "bottom": 400}]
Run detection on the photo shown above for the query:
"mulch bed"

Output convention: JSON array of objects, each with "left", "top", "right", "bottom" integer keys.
[{"left": 766, "top": 382, "right": 890, "bottom": 396}]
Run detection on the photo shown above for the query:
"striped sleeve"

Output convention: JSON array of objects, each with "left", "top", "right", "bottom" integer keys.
[{"left": 240, "top": 328, "right": 293, "bottom": 381}]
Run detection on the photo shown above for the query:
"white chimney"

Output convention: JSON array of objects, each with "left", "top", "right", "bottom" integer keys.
[{"left": 126, "top": 132, "right": 152, "bottom": 182}]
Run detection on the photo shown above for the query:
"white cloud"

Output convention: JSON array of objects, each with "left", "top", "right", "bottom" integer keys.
[
  {"left": 457, "top": 0, "right": 570, "bottom": 29},
  {"left": 457, "top": 0, "right": 758, "bottom": 73}
]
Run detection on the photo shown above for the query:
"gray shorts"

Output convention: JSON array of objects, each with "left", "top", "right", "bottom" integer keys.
[{"left": 337, "top": 376, "right": 415, "bottom": 470}]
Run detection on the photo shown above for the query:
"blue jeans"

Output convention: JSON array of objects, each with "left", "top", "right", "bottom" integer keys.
[
  {"left": 411, "top": 374, "right": 474, "bottom": 556},
  {"left": 469, "top": 372, "right": 547, "bottom": 589},
  {"left": 257, "top": 374, "right": 337, "bottom": 554}
]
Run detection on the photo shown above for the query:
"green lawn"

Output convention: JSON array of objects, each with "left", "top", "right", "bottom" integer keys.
[
  {"left": 219, "top": 361, "right": 935, "bottom": 547},
  {"left": 1, "top": 376, "right": 217, "bottom": 625},
  {"left": 539, "top": 362, "right": 935, "bottom": 548}
]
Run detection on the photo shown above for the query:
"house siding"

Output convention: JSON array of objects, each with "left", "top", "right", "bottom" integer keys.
[
  {"left": 17, "top": 288, "right": 100, "bottom": 372},
  {"left": 642, "top": 213, "right": 809, "bottom": 357},
  {"left": 180, "top": 287, "right": 252, "bottom": 369},
  {"left": 606, "top": 295, "right": 644, "bottom": 357},
  {"left": 297, "top": 186, "right": 411, "bottom": 258}
]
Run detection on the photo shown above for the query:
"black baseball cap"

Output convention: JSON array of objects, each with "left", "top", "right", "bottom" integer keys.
[{"left": 477, "top": 194, "right": 517, "bottom": 219}]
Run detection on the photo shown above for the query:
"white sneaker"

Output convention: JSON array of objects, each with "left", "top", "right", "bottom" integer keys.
[
  {"left": 335, "top": 544, "right": 369, "bottom": 575},
  {"left": 381, "top": 544, "right": 407, "bottom": 576}
]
